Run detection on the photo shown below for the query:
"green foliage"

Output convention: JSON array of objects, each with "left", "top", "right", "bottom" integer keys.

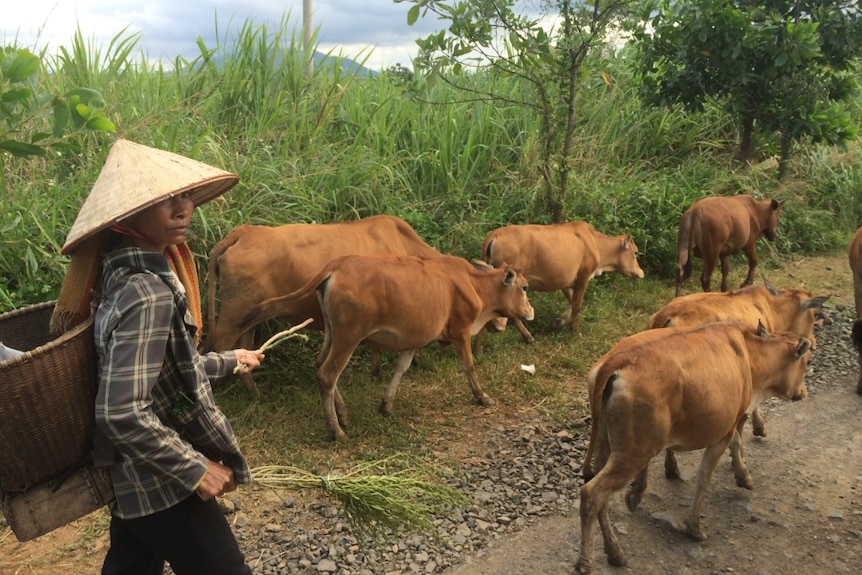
[
  {"left": 632, "top": 0, "right": 862, "bottom": 166},
  {"left": 397, "top": 0, "right": 639, "bottom": 222},
  {"left": 1, "top": 13, "right": 860, "bottom": 314}
]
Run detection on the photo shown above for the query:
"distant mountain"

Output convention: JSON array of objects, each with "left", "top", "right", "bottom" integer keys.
[
  {"left": 188, "top": 49, "right": 378, "bottom": 77},
  {"left": 311, "top": 51, "right": 378, "bottom": 77}
]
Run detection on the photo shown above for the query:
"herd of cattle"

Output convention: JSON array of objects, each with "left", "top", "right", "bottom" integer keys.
[{"left": 200, "top": 194, "right": 862, "bottom": 572}]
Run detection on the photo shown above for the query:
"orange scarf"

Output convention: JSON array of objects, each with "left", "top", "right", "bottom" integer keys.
[{"left": 50, "top": 234, "right": 203, "bottom": 344}]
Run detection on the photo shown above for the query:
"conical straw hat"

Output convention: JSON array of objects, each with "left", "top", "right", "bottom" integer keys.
[{"left": 61, "top": 139, "right": 239, "bottom": 254}]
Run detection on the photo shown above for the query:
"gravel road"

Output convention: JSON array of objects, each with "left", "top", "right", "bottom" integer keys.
[{"left": 232, "top": 307, "right": 862, "bottom": 575}]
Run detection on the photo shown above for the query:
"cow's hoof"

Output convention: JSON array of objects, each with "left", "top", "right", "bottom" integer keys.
[
  {"left": 736, "top": 476, "right": 754, "bottom": 490},
  {"left": 856, "top": 380, "right": 862, "bottom": 396},
  {"left": 753, "top": 427, "right": 767, "bottom": 437},
  {"left": 479, "top": 396, "right": 496, "bottom": 407},
  {"left": 606, "top": 548, "right": 626, "bottom": 567},
  {"left": 378, "top": 400, "right": 392, "bottom": 416},
  {"left": 683, "top": 521, "right": 707, "bottom": 542},
  {"left": 624, "top": 490, "right": 642, "bottom": 513},
  {"left": 574, "top": 558, "right": 592, "bottom": 574}
]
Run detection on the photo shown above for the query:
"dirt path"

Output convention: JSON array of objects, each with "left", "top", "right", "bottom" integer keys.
[{"left": 449, "top": 375, "right": 862, "bottom": 575}]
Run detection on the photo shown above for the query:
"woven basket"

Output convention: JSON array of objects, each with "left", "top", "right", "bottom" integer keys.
[{"left": 0, "top": 301, "right": 99, "bottom": 492}]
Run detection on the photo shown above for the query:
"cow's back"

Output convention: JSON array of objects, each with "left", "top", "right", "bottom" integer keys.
[
  {"left": 592, "top": 324, "right": 753, "bottom": 450},
  {"left": 483, "top": 222, "right": 596, "bottom": 291},
  {"left": 207, "top": 216, "right": 438, "bottom": 351},
  {"left": 688, "top": 196, "right": 756, "bottom": 253},
  {"left": 319, "top": 254, "right": 528, "bottom": 351}
]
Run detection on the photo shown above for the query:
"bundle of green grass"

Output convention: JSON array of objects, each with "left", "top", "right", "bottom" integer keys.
[{"left": 252, "top": 454, "right": 467, "bottom": 540}]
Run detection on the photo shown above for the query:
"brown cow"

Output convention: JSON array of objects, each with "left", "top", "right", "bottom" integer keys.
[
  {"left": 476, "top": 222, "right": 643, "bottom": 351},
  {"left": 648, "top": 281, "right": 828, "bottom": 447},
  {"left": 576, "top": 323, "right": 811, "bottom": 573},
  {"left": 850, "top": 226, "right": 862, "bottom": 395},
  {"left": 676, "top": 194, "right": 782, "bottom": 297},
  {"left": 203, "top": 216, "right": 441, "bottom": 391},
  {"left": 241, "top": 254, "right": 534, "bottom": 440}
]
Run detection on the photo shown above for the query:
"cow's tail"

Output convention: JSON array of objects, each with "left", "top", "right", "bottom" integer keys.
[
  {"left": 202, "top": 230, "right": 241, "bottom": 352},
  {"left": 677, "top": 211, "right": 695, "bottom": 283},
  {"left": 582, "top": 366, "right": 617, "bottom": 483},
  {"left": 240, "top": 266, "right": 333, "bottom": 330}
]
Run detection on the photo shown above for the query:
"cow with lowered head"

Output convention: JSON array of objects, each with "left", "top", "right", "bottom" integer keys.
[
  {"left": 676, "top": 194, "right": 782, "bottom": 297},
  {"left": 850, "top": 225, "right": 862, "bottom": 395},
  {"left": 576, "top": 322, "right": 811, "bottom": 573},
  {"left": 203, "top": 216, "right": 441, "bottom": 393},
  {"left": 647, "top": 279, "right": 828, "bottom": 443},
  {"left": 475, "top": 221, "right": 643, "bottom": 352},
  {"left": 241, "top": 254, "right": 534, "bottom": 441}
]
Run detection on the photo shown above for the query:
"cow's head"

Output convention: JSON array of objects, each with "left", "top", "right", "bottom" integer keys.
[
  {"left": 617, "top": 233, "right": 645, "bottom": 279},
  {"left": 765, "top": 332, "right": 812, "bottom": 401},
  {"left": 762, "top": 199, "right": 783, "bottom": 241},
  {"left": 499, "top": 267, "right": 534, "bottom": 322},
  {"left": 764, "top": 282, "right": 830, "bottom": 350}
]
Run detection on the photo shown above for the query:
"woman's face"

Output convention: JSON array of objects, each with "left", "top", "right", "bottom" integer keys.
[{"left": 127, "top": 191, "right": 194, "bottom": 252}]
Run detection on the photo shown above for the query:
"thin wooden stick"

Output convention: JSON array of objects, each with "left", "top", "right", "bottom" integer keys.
[{"left": 233, "top": 317, "right": 315, "bottom": 374}]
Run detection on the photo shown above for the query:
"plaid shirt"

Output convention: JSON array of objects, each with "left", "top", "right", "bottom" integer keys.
[{"left": 95, "top": 247, "right": 251, "bottom": 519}]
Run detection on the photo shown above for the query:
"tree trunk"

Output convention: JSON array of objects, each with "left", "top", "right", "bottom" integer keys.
[
  {"left": 778, "top": 129, "right": 792, "bottom": 179},
  {"left": 738, "top": 111, "right": 754, "bottom": 162}
]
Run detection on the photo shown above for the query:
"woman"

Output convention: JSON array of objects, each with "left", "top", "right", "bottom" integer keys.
[{"left": 53, "top": 139, "right": 263, "bottom": 574}]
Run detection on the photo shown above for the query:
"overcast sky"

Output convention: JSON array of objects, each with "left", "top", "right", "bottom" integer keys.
[{"left": 1, "top": 1, "right": 447, "bottom": 71}]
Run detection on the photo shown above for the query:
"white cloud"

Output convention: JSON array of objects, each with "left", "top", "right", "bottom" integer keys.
[{"left": 2, "top": 0, "right": 444, "bottom": 70}]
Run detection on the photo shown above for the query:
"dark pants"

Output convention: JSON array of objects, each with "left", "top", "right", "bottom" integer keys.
[{"left": 101, "top": 494, "right": 251, "bottom": 575}]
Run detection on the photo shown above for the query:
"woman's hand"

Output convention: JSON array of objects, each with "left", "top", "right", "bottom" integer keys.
[
  {"left": 233, "top": 349, "right": 264, "bottom": 374},
  {"left": 195, "top": 460, "right": 237, "bottom": 500}
]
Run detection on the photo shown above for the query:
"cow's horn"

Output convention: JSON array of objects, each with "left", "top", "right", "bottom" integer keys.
[{"left": 762, "top": 276, "right": 779, "bottom": 296}]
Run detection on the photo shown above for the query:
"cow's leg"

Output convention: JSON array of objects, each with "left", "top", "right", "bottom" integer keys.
[
  {"left": 511, "top": 318, "right": 535, "bottom": 344},
  {"left": 566, "top": 280, "right": 590, "bottom": 335},
  {"left": 683, "top": 431, "right": 735, "bottom": 540},
  {"left": 750, "top": 405, "right": 767, "bottom": 436},
  {"left": 368, "top": 344, "right": 384, "bottom": 381},
  {"left": 555, "top": 286, "right": 575, "bottom": 328},
  {"left": 379, "top": 349, "right": 417, "bottom": 415},
  {"left": 315, "top": 337, "right": 361, "bottom": 441},
  {"left": 719, "top": 255, "right": 731, "bottom": 292},
  {"left": 740, "top": 243, "right": 758, "bottom": 287},
  {"left": 576, "top": 457, "right": 644, "bottom": 573},
  {"left": 699, "top": 249, "right": 718, "bottom": 292},
  {"left": 452, "top": 336, "right": 495, "bottom": 406},
  {"left": 625, "top": 466, "right": 649, "bottom": 512},
  {"left": 664, "top": 449, "right": 682, "bottom": 480},
  {"left": 235, "top": 328, "right": 259, "bottom": 395},
  {"left": 472, "top": 328, "right": 486, "bottom": 356},
  {"left": 728, "top": 422, "right": 753, "bottom": 490}
]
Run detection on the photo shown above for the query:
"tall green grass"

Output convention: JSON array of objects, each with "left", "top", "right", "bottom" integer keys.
[{"left": 1, "top": 16, "right": 859, "bottom": 309}]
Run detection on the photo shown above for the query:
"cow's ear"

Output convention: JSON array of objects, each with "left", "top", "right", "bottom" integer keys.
[
  {"left": 802, "top": 295, "right": 830, "bottom": 310},
  {"left": 503, "top": 268, "right": 517, "bottom": 286},
  {"left": 795, "top": 338, "right": 811, "bottom": 357},
  {"left": 471, "top": 258, "right": 492, "bottom": 271},
  {"left": 771, "top": 199, "right": 782, "bottom": 210},
  {"left": 763, "top": 276, "right": 780, "bottom": 296},
  {"left": 756, "top": 319, "right": 768, "bottom": 337},
  {"left": 621, "top": 233, "right": 632, "bottom": 249}
]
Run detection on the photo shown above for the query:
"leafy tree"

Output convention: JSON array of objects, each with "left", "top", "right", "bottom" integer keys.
[
  {"left": 397, "top": 0, "right": 636, "bottom": 223},
  {"left": 631, "top": 0, "right": 861, "bottom": 176},
  {"left": 0, "top": 46, "right": 115, "bottom": 196}
]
